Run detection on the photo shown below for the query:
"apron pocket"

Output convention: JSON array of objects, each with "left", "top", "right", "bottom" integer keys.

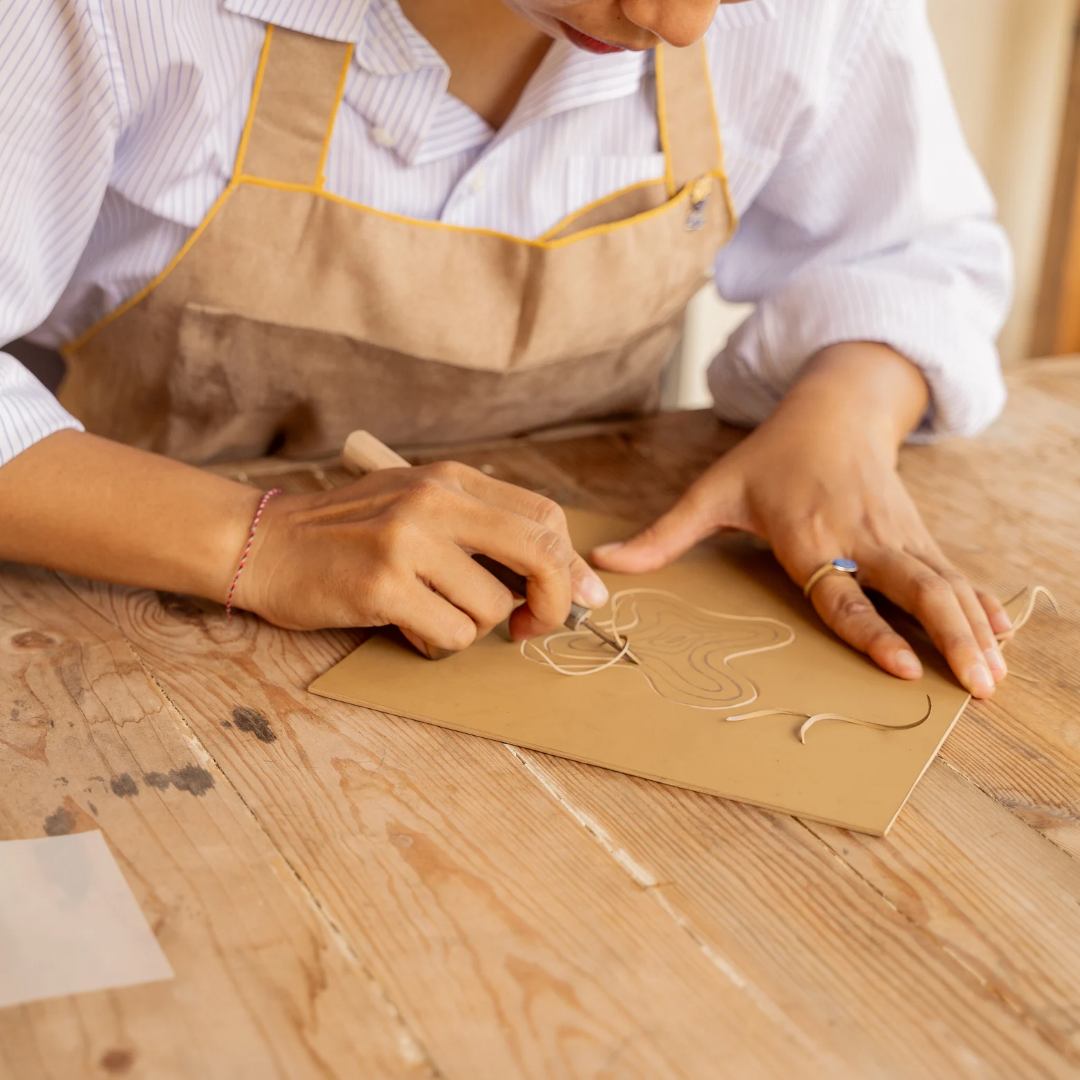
[{"left": 564, "top": 153, "right": 667, "bottom": 220}]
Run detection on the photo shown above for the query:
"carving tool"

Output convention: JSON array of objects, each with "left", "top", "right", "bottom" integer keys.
[{"left": 342, "top": 430, "right": 635, "bottom": 661}]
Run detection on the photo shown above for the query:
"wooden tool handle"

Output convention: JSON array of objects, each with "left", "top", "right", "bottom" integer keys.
[
  {"left": 343, "top": 430, "right": 410, "bottom": 474},
  {"left": 342, "top": 430, "right": 591, "bottom": 629}
]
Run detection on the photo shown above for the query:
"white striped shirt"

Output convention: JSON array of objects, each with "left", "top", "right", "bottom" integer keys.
[{"left": 0, "top": 0, "right": 1012, "bottom": 465}]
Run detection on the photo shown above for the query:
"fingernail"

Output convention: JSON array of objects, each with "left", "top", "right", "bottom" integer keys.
[
  {"left": 578, "top": 573, "right": 609, "bottom": 608},
  {"left": 592, "top": 541, "right": 625, "bottom": 558},
  {"left": 966, "top": 662, "right": 995, "bottom": 697},
  {"left": 984, "top": 645, "right": 1007, "bottom": 680},
  {"left": 991, "top": 611, "right": 1013, "bottom": 636},
  {"left": 895, "top": 649, "right": 923, "bottom": 679}
]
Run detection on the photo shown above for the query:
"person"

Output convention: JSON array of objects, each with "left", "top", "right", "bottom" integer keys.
[{"left": 0, "top": 0, "right": 1014, "bottom": 697}]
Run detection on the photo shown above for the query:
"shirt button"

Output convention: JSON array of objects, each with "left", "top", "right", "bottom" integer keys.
[
  {"left": 469, "top": 170, "right": 486, "bottom": 195},
  {"left": 370, "top": 126, "right": 396, "bottom": 149}
]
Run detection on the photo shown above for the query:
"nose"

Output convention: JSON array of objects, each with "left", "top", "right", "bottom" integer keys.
[{"left": 621, "top": 0, "right": 724, "bottom": 48}]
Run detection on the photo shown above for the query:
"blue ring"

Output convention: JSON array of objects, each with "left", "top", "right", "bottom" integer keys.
[{"left": 833, "top": 558, "right": 858, "bottom": 573}]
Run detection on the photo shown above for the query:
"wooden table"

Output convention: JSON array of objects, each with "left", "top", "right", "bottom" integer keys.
[{"left": 2, "top": 360, "right": 1079, "bottom": 1080}]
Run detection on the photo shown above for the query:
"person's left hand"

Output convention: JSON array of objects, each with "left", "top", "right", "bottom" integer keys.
[{"left": 590, "top": 344, "right": 1012, "bottom": 698}]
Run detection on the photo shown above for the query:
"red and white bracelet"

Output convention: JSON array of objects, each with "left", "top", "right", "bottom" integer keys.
[{"left": 225, "top": 488, "right": 282, "bottom": 619}]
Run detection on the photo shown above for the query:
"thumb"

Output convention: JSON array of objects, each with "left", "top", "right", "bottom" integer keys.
[{"left": 590, "top": 468, "right": 745, "bottom": 574}]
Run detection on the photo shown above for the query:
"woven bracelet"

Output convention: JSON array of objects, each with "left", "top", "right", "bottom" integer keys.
[{"left": 225, "top": 488, "right": 282, "bottom": 619}]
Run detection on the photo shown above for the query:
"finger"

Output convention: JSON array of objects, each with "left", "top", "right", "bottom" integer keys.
[
  {"left": 590, "top": 466, "right": 744, "bottom": 574},
  {"left": 429, "top": 463, "right": 608, "bottom": 609},
  {"left": 807, "top": 572, "right": 925, "bottom": 681},
  {"left": 859, "top": 550, "right": 996, "bottom": 698},
  {"left": 391, "top": 581, "right": 480, "bottom": 655},
  {"left": 422, "top": 547, "right": 518, "bottom": 641},
  {"left": 978, "top": 589, "right": 1014, "bottom": 641},
  {"left": 919, "top": 556, "right": 1007, "bottom": 681},
  {"left": 447, "top": 500, "right": 577, "bottom": 634},
  {"left": 400, "top": 629, "right": 453, "bottom": 661}
]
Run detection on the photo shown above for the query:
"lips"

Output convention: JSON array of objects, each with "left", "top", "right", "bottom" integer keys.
[{"left": 558, "top": 21, "right": 627, "bottom": 54}]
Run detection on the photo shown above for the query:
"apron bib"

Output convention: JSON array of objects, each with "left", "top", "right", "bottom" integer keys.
[{"left": 59, "top": 25, "right": 737, "bottom": 463}]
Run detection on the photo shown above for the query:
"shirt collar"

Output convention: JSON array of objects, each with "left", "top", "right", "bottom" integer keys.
[
  {"left": 224, "top": 0, "right": 654, "bottom": 167},
  {"left": 353, "top": 0, "right": 445, "bottom": 76},
  {"left": 507, "top": 40, "right": 647, "bottom": 135},
  {"left": 223, "top": 0, "right": 373, "bottom": 41}
]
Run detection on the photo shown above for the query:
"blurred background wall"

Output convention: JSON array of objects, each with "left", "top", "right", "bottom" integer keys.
[{"left": 670, "top": 0, "right": 1077, "bottom": 408}]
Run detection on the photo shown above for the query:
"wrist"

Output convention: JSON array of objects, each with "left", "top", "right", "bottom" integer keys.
[
  {"left": 778, "top": 342, "right": 930, "bottom": 450},
  {"left": 224, "top": 488, "right": 283, "bottom": 615},
  {"left": 200, "top": 483, "right": 266, "bottom": 604}
]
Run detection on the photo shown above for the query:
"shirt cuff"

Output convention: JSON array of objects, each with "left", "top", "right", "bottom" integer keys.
[
  {"left": 707, "top": 258, "right": 1010, "bottom": 442},
  {"left": 0, "top": 352, "right": 84, "bottom": 466}
]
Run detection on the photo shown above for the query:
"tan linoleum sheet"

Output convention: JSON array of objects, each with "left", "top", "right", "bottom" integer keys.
[{"left": 310, "top": 510, "right": 985, "bottom": 835}]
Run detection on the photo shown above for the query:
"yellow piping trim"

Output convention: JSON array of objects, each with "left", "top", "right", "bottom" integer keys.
[
  {"left": 232, "top": 26, "right": 275, "bottom": 178},
  {"left": 655, "top": 45, "right": 676, "bottom": 199},
  {"left": 231, "top": 172, "right": 723, "bottom": 250},
  {"left": 536, "top": 178, "right": 666, "bottom": 242},
  {"left": 63, "top": 27, "right": 731, "bottom": 355},
  {"left": 700, "top": 38, "right": 723, "bottom": 162},
  {"left": 62, "top": 184, "right": 239, "bottom": 355},
  {"left": 316, "top": 44, "right": 354, "bottom": 189},
  {"left": 699, "top": 38, "right": 739, "bottom": 235}
]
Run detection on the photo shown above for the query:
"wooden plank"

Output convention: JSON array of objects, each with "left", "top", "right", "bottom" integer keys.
[
  {"left": 508, "top": 748, "right": 1079, "bottom": 1079},
  {"left": 72, "top": 577, "right": 821, "bottom": 1080},
  {"left": 493, "top": 385, "right": 1080, "bottom": 861},
  {"left": 1034, "top": 10, "right": 1080, "bottom": 357},
  {"left": 0, "top": 564, "right": 429, "bottom": 1080},
  {"left": 893, "top": 373, "right": 1080, "bottom": 858},
  {"left": 802, "top": 761, "right": 1080, "bottom": 1062}
]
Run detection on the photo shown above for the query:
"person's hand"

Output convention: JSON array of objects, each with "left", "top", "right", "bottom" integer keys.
[
  {"left": 233, "top": 461, "right": 608, "bottom": 656},
  {"left": 591, "top": 344, "right": 1011, "bottom": 698}
]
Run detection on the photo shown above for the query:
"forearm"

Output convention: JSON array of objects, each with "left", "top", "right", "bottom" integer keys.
[
  {"left": 0, "top": 430, "right": 261, "bottom": 600},
  {"left": 773, "top": 342, "right": 931, "bottom": 453}
]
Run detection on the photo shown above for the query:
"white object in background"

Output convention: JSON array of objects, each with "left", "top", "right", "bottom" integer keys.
[
  {"left": 0, "top": 831, "right": 174, "bottom": 1009},
  {"left": 663, "top": 288, "right": 754, "bottom": 410}
]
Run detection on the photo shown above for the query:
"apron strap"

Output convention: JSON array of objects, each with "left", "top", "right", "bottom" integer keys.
[
  {"left": 235, "top": 26, "right": 354, "bottom": 188},
  {"left": 233, "top": 25, "right": 721, "bottom": 198},
  {"left": 656, "top": 41, "right": 724, "bottom": 196}
]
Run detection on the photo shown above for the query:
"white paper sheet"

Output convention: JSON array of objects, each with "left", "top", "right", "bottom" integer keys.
[{"left": 0, "top": 831, "right": 174, "bottom": 1009}]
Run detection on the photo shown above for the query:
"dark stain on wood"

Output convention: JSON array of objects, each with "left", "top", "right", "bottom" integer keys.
[
  {"left": 110, "top": 773, "right": 138, "bottom": 797},
  {"left": 169, "top": 765, "right": 214, "bottom": 796},
  {"left": 232, "top": 705, "right": 276, "bottom": 743},
  {"left": 88, "top": 802, "right": 98, "bottom": 815},
  {"left": 11, "top": 630, "right": 57, "bottom": 649},
  {"left": 143, "top": 771, "right": 172, "bottom": 790},
  {"left": 9, "top": 707, "right": 18, "bottom": 721},
  {"left": 99, "top": 1047, "right": 135, "bottom": 1073},
  {"left": 44, "top": 805, "right": 75, "bottom": 836},
  {"left": 156, "top": 591, "right": 210, "bottom": 622}
]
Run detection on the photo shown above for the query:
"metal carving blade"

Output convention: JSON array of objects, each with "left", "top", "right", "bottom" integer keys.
[{"left": 580, "top": 618, "right": 639, "bottom": 665}]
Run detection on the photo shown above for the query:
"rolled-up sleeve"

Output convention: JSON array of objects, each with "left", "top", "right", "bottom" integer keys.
[
  {"left": 708, "top": 0, "right": 1013, "bottom": 440},
  {"left": 0, "top": 1, "right": 120, "bottom": 465}
]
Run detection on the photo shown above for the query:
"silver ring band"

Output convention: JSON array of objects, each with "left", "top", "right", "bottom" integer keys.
[{"left": 803, "top": 558, "right": 859, "bottom": 598}]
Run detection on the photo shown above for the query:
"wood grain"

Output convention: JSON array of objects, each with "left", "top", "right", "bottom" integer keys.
[
  {"left": 72, "top": 578, "right": 819, "bottom": 1080},
  {"left": 803, "top": 761, "right": 1080, "bottom": 1062},
  {"left": 895, "top": 364, "right": 1080, "bottom": 858},
  {"left": 4, "top": 362, "right": 1079, "bottom": 1078},
  {"left": 498, "top": 748, "right": 1079, "bottom": 1080},
  {"left": 0, "top": 565, "right": 430, "bottom": 1080}
]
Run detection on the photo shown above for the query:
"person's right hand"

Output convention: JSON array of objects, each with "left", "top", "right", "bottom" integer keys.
[{"left": 232, "top": 461, "right": 608, "bottom": 656}]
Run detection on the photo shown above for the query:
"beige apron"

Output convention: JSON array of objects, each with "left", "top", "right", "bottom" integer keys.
[{"left": 59, "top": 25, "right": 737, "bottom": 464}]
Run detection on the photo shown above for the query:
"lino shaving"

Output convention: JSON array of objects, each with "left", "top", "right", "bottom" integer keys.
[
  {"left": 520, "top": 588, "right": 795, "bottom": 711},
  {"left": 521, "top": 584, "right": 1058, "bottom": 744},
  {"left": 726, "top": 696, "right": 933, "bottom": 744}
]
